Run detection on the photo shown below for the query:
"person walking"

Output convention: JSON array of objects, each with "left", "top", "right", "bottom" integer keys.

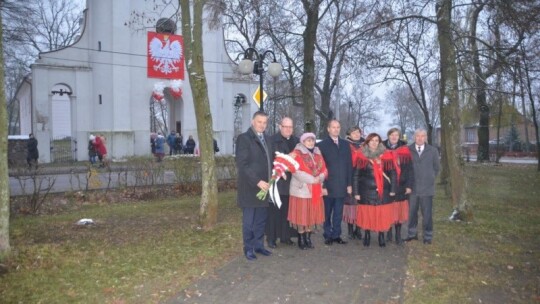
[
  {"left": 265, "top": 117, "right": 299, "bottom": 248},
  {"left": 383, "top": 128, "right": 413, "bottom": 245},
  {"left": 184, "top": 135, "right": 196, "bottom": 154},
  {"left": 235, "top": 111, "right": 274, "bottom": 261},
  {"left": 88, "top": 134, "right": 97, "bottom": 166},
  {"left": 288, "top": 132, "right": 327, "bottom": 250},
  {"left": 343, "top": 126, "right": 364, "bottom": 240},
  {"left": 26, "top": 133, "right": 39, "bottom": 169},
  {"left": 317, "top": 119, "right": 352, "bottom": 245},
  {"left": 94, "top": 134, "right": 108, "bottom": 168},
  {"left": 353, "top": 133, "right": 397, "bottom": 247},
  {"left": 154, "top": 132, "right": 165, "bottom": 162},
  {"left": 174, "top": 133, "right": 183, "bottom": 155},
  {"left": 167, "top": 131, "right": 176, "bottom": 156},
  {"left": 405, "top": 129, "right": 440, "bottom": 245}
]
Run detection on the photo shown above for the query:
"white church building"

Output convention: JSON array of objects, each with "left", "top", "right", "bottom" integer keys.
[{"left": 17, "top": 0, "right": 259, "bottom": 163}]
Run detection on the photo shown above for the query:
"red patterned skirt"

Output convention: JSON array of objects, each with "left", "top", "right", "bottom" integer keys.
[
  {"left": 288, "top": 196, "right": 325, "bottom": 229},
  {"left": 356, "top": 204, "right": 394, "bottom": 232},
  {"left": 342, "top": 204, "right": 358, "bottom": 224},
  {"left": 391, "top": 199, "right": 409, "bottom": 224}
]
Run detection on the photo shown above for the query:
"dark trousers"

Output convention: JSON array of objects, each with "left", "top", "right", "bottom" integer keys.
[
  {"left": 242, "top": 207, "right": 268, "bottom": 251},
  {"left": 265, "top": 195, "right": 295, "bottom": 242},
  {"left": 407, "top": 195, "right": 433, "bottom": 241},
  {"left": 323, "top": 196, "right": 345, "bottom": 239}
]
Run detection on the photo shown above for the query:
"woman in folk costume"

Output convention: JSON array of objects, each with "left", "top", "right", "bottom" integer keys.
[
  {"left": 383, "top": 128, "right": 413, "bottom": 245},
  {"left": 343, "top": 126, "right": 365, "bottom": 240},
  {"left": 353, "top": 133, "right": 397, "bottom": 247},
  {"left": 288, "top": 132, "right": 328, "bottom": 250}
]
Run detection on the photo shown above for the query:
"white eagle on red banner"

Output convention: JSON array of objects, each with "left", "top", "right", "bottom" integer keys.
[{"left": 148, "top": 33, "right": 183, "bottom": 77}]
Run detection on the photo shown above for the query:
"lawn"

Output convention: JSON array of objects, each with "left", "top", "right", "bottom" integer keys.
[
  {"left": 1, "top": 164, "right": 538, "bottom": 303},
  {"left": 1, "top": 191, "right": 242, "bottom": 303},
  {"left": 404, "top": 164, "right": 540, "bottom": 303}
]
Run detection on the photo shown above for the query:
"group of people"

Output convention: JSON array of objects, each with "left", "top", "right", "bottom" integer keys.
[
  {"left": 235, "top": 111, "right": 440, "bottom": 261},
  {"left": 151, "top": 131, "right": 199, "bottom": 161},
  {"left": 88, "top": 134, "right": 108, "bottom": 167}
]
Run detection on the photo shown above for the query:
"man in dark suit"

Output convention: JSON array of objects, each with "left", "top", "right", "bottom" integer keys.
[
  {"left": 235, "top": 111, "right": 274, "bottom": 260},
  {"left": 317, "top": 119, "right": 353, "bottom": 245},
  {"left": 265, "top": 117, "right": 299, "bottom": 248},
  {"left": 405, "top": 128, "right": 440, "bottom": 245}
]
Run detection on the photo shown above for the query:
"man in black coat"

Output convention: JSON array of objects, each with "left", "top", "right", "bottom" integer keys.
[
  {"left": 27, "top": 133, "right": 39, "bottom": 169},
  {"left": 235, "top": 111, "right": 274, "bottom": 260},
  {"left": 265, "top": 117, "right": 299, "bottom": 248},
  {"left": 317, "top": 119, "right": 353, "bottom": 245},
  {"left": 405, "top": 128, "right": 440, "bottom": 245}
]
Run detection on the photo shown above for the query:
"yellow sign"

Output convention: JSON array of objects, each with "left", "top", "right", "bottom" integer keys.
[{"left": 252, "top": 86, "right": 268, "bottom": 107}]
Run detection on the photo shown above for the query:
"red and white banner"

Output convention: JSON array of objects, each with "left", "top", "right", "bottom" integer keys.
[{"left": 147, "top": 32, "right": 184, "bottom": 79}]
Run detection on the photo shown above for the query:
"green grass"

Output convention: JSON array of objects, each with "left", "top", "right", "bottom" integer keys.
[
  {"left": 1, "top": 191, "right": 242, "bottom": 303},
  {"left": 404, "top": 164, "right": 540, "bottom": 303}
]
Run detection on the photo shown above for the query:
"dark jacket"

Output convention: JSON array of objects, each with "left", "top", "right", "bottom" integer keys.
[
  {"left": 185, "top": 138, "right": 196, "bottom": 153},
  {"left": 271, "top": 133, "right": 299, "bottom": 195},
  {"left": 352, "top": 145, "right": 397, "bottom": 205},
  {"left": 409, "top": 143, "right": 440, "bottom": 196},
  {"left": 27, "top": 138, "right": 39, "bottom": 160},
  {"left": 88, "top": 140, "right": 97, "bottom": 157},
  {"left": 235, "top": 128, "right": 273, "bottom": 208},
  {"left": 383, "top": 139, "right": 413, "bottom": 201},
  {"left": 213, "top": 139, "right": 220, "bottom": 153},
  {"left": 317, "top": 137, "right": 352, "bottom": 198}
]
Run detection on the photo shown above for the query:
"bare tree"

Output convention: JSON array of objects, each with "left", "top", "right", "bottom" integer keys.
[
  {"left": 384, "top": 85, "right": 425, "bottom": 136},
  {"left": 0, "top": 9, "right": 11, "bottom": 259},
  {"left": 436, "top": 0, "right": 471, "bottom": 220},
  {"left": 179, "top": 0, "right": 219, "bottom": 229}
]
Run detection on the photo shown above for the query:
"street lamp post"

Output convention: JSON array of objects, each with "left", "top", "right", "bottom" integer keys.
[{"left": 238, "top": 48, "right": 282, "bottom": 112}]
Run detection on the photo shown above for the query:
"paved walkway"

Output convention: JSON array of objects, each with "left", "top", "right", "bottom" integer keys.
[{"left": 166, "top": 227, "right": 407, "bottom": 304}]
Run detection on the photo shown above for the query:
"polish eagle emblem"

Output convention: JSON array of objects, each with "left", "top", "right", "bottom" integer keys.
[{"left": 148, "top": 36, "right": 183, "bottom": 75}]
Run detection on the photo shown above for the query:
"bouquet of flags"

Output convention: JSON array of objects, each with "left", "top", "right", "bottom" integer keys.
[{"left": 256, "top": 152, "right": 300, "bottom": 208}]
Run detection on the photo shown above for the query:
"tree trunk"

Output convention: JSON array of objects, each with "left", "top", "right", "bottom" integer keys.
[
  {"left": 436, "top": 0, "right": 472, "bottom": 220},
  {"left": 301, "top": 0, "right": 321, "bottom": 133},
  {"left": 0, "top": 13, "right": 11, "bottom": 259},
  {"left": 521, "top": 46, "right": 540, "bottom": 171},
  {"left": 180, "top": 0, "right": 218, "bottom": 229},
  {"left": 468, "top": 3, "right": 490, "bottom": 162}
]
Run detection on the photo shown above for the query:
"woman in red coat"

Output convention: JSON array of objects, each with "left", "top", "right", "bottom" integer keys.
[
  {"left": 288, "top": 132, "right": 328, "bottom": 250},
  {"left": 353, "top": 133, "right": 397, "bottom": 247},
  {"left": 94, "top": 134, "right": 108, "bottom": 168},
  {"left": 383, "top": 128, "right": 413, "bottom": 245},
  {"left": 342, "top": 126, "right": 364, "bottom": 240}
]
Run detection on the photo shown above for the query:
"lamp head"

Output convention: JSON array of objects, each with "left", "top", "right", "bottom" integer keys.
[{"left": 267, "top": 61, "right": 282, "bottom": 77}]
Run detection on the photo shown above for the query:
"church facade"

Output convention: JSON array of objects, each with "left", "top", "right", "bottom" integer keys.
[{"left": 19, "top": 0, "right": 258, "bottom": 163}]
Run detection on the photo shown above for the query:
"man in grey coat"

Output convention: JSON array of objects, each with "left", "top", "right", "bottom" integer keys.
[
  {"left": 235, "top": 111, "right": 274, "bottom": 260},
  {"left": 405, "top": 129, "right": 440, "bottom": 244}
]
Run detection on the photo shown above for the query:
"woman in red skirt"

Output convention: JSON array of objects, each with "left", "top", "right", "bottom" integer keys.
[
  {"left": 353, "top": 133, "right": 397, "bottom": 247},
  {"left": 288, "top": 132, "right": 328, "bottom": 250},
  {"left": 383, "top": 128, "right": 413, "bottom": 245},
  {"left": 343, "top": 126, "right": 364, "bottom": 240}
]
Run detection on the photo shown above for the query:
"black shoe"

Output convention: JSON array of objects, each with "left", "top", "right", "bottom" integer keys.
[
  {"left": 423, "top": 239, "right": 432, "bottom": 245},
  {"left": 280, "top": 239, "right": 294, "bottom": 245},
  {"left": 305, "top": 232, "right": 314, "bottom": 249},
  {"left": 405, "top": 236, "right": 419, "bottom": 242},
  {"left": 244, "top": 249, "right": 257, "bottom": 261},
  {"left": 395, "top": 224, "right": 403, "bottom": 245},
  {"left": 324, "top": 238, "right": 333, "bottom": 245},
  {"left": 267, "top": 240, "right": 277, "bottom": 248},
  {"left": 298, "top": 233, "right": 307, "bottom": 250},
  {"left": 363, "top": 230, "right": 371, "bottom": 247},
  {"left": 333, "top": 237, "right": 348, "bottom": 244},
  {"left": 378, "top": 232, "right": 386, "bottom": 247},
  {"left": 347, "top": 224, "right": 355, "bottom": 239},
  {"left": 255, "top": 247, "right": 272, "bottom": 256}
]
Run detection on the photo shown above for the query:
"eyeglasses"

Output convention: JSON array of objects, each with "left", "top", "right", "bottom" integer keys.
[{"left": 281, "top": 125, "right": 293, "bottom": 128}]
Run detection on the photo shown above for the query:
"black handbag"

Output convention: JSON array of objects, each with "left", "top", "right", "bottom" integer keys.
[{"left": 343, "top": 193, "right": 357, "bottom": 206}]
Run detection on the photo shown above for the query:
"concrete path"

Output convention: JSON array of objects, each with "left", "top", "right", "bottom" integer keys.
[{"left": 167, "top": 228, "right": 407, "bottom": 304}]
